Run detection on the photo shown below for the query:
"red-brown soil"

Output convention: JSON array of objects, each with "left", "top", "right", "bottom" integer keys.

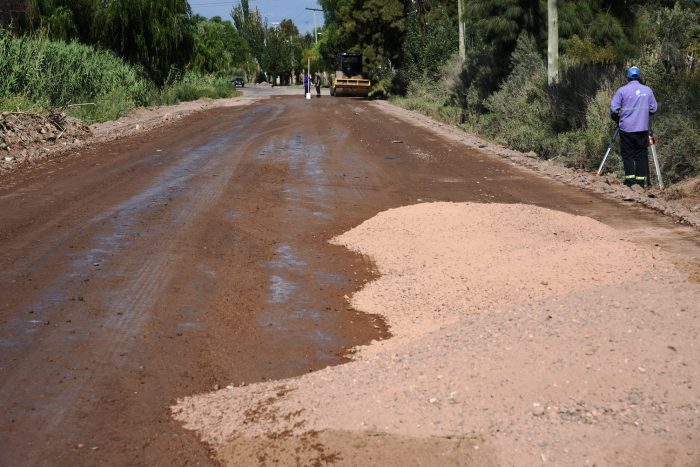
[{"left": 1, "top": 92, "right": 698, "bottom": 466}]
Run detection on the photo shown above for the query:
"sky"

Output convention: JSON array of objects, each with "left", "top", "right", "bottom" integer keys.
[{"left": 189, "top": 0, "right": 325, "bottom": 33}]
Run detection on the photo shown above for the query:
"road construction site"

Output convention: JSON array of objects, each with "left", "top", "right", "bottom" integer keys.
[{"left": 1, "top": 88, "right": 698, "bottom": 466}]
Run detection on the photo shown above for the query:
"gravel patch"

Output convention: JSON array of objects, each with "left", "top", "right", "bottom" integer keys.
[{"left": 173, "top": 202, "right": 700, "bottom": 466}]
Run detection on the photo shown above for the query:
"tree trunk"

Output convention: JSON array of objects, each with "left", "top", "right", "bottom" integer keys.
[{"left": 547, "top": 0, "right": 559, "bottom": 85}]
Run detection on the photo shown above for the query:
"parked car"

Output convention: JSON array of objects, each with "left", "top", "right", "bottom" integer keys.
[{"left": 233, "top": 77, "right": 245, "bottom": 88}]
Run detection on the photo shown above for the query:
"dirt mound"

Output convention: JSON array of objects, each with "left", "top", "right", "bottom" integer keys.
[
  {"left": 0, "top": 111, "right": 90, "bottom": 174},
  {"left": 173, "top": 203, "right": 700, "bottom": 466}
]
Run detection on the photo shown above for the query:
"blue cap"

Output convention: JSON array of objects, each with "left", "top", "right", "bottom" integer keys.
[{"left": 627, "top": 66, "right": 641, "bottom": 80}]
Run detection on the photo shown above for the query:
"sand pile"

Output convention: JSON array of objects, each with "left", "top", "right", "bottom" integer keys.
[{"left": 173, "top": 202, "right": 700, "bottom": 466}]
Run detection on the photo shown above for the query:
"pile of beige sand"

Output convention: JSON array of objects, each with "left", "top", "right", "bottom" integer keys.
[{"left": 173, "top": 202, "right": 700, "bottom": 466}]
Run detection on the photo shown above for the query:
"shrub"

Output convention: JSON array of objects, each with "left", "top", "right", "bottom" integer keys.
[
  {"left": 0, "top": 28, "right": 151, "bottom": 119},
  {"left": 157, "top": 72, "right": 239, "bottom": 106},
  {"left": 480, "top": 35, "right": 557, "bottom": 156}
]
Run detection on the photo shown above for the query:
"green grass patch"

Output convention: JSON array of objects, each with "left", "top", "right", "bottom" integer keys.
[
  {"left": 1, "top": 29, "right": 243, "bottom": 124},
  {"left": 157, "top": 73, "right": 240, "bottom": 106}
]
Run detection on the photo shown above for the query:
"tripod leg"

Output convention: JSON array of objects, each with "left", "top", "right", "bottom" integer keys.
[
  {"left": 596, "top": 128, "right": 619, "bottom": 176},
  {"left": 650, "top": 143, "right": 664, "bottom": 189},
  {"left": 596, "top": 148, "right": 612, "bottom": 176}
]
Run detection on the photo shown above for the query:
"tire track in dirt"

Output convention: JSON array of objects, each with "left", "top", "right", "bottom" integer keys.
[{"left": 0, "top": 104, "right": 288, "bottom": 466}]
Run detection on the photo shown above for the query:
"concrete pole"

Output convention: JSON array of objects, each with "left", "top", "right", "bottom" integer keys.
[
  {"left": 458, "top": 0, "right": 465, "bottom": 61},
  {"left": 305, "top": 8, "right": 323, "bottom": 45},
  {"left": 547, "top": 0, "right": 559, "bottom": 85}
]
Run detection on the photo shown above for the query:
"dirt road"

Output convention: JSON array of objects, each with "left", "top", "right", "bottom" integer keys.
[{"left": 1, "top": 90, "right": 698, "bottom": 466}]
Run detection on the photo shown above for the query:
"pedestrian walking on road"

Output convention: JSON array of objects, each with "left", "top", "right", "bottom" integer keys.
[
  {"left": 610, "top": 66, "right": 658, "bottom": 188},
  {"left": 315, "top": 73, "right": 322, "bottom": 97},
  {"left": 303, "top": 73, "right": 310, "bottom": 95}
]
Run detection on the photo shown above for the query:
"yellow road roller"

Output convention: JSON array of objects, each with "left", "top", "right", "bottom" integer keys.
[{"left": 331, "top": 52, "right": 371, "bottom": 98}]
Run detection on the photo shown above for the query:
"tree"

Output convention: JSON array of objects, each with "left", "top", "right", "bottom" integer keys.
[
  {"left": 465, "top": 0, "right": 544, "bottom": 63},
  {"left": 261, "top": 25, "right": 302, "bottom": 83},
  {"left": 231, "top": 0, "right": 266, "bottom": 69},
  {"left": 25, "top": 0, "right": 103, "bottom": 42},
  {"left": 191, "top": 16, "right": 250, "bottom": 76},
  {"left": 279, "top": 18, "right": 299, "bottom": 38},
  {"left": 98, "top": 0, "right": 195, "bottom": 85},
  {"left": 318, "top": 0, "right": 408, "bottom": 79},
  {"left": 395, "top": 2, "right": 457, "bottom": 93}
]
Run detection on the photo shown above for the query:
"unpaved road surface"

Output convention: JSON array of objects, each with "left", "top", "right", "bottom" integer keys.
[{"left": 1, "top": 89, "right": 698, "bottom": 466}]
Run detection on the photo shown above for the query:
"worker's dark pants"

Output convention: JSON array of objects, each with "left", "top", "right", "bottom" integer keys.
[{"left": 619, "top": 130, "right": 649, "bottom": 186}]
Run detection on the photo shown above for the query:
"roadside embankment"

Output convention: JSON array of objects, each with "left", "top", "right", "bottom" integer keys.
[
  {"left": 376, "top": 100, "right": 700, "bottom": 230},
  {"left": 0, "top": 94, "right": 257, "bottom": 178}
]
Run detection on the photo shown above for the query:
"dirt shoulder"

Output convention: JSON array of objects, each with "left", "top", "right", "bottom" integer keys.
[
  {"left": 0, "top": 91, "right": 269, "bottom": 179},
  {"left": 374, "top": 100, "right": 700, "bottom": 230}
]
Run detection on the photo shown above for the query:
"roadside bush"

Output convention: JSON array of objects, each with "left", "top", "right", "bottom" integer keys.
[
  {"left": 393, "top": 6, "right": 457, "bottom": 95},
  {"left": 480, "top": 35, "right": 557, "bottom": 156},
  {"left": 0, "top": 28, "right": 243, "bottom": 124},
  {"left": 390, "top": 54, "right": 463, "bottom": 126},
  {"left": 569, "top": 80, "right": 620, "bottom": 171},
  {"left": 393, "top": 3, "right": 700, "bottom": 186},
  {"left": 653, "top": 113, "right": 700, "bottom": 181},
  {"left": 158, "top": 72, "right": 239, "bottom": 106},
  {"left": 0, "top": 28, "right": 151, "bottom": 121},
  {"left": 68, "top": 89, "right": 139, "bottom": 123}
]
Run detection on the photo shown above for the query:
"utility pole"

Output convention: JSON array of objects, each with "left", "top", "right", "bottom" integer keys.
[
  {"left": 547, "top": 0, "right": 559, "bottom": 85},
  {"left": 457, "top": 0, "right": 465, "bottom": 61},
  {"left": 305, "top": 7, "right": 323, "bottom": 45}
]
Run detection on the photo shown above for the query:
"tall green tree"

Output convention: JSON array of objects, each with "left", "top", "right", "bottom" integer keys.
[
  {"left": 26, "top": 0, "right": 102, "bottom": 42},
  {"left": 191, "top": 15, "right": 250, "bottom": 75},
  {"left": 318, "top": 0, "right": 408, "bottom": 79},
  {"left": 98, "top": 0, "right": 195, "bottom": 85},
  {"left": 261, "top": 23, "right": 302, "bottom": 83},
  {"left": 465, "top": 0, "right": 544, "bottom": 63},
  {"left": 231, "top": 0, "right": 266, "bottom": 69},
  {"left": 395, "top": 3, "right": 457, "bottom": 92}
]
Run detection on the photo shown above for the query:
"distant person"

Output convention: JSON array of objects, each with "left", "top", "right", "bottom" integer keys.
[
  {"left": 610, "top": 66, "right": 658, "bottom": 188},
  {"left": 303, "top": 73, "right": 310, "bottom": 95},
  {"left": 315, "top": 73, "right": 322, "bottom": 97}
]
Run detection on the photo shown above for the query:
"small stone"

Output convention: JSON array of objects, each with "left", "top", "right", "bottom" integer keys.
[
  {"left": 532, "top": 403, "right": 545, "bottom": 416},
  {"left": 429, "top": 398, "right": 438, "bottom": 404}
]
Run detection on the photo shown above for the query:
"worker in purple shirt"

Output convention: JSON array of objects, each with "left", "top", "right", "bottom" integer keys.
[
  {"left": 303, "top": 73, "right": 310, "bottom": 95},
  {"left": 610, "top": 66, "right": 658, "bottom": 188}
]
